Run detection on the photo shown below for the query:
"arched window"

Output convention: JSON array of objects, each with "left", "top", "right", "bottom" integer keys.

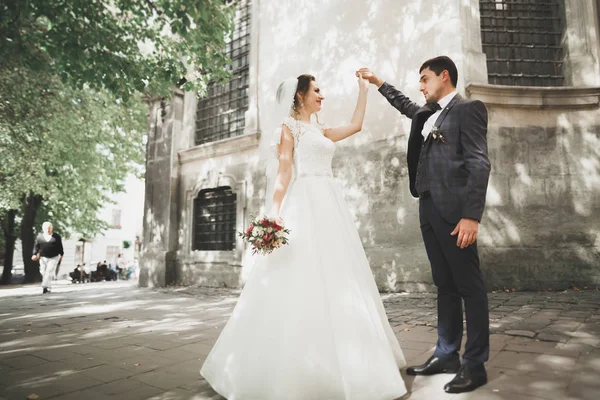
[{"left": 193, "top": 187, "right": 237, "bottom": 251}]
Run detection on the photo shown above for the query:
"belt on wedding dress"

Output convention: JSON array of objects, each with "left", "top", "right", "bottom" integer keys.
[{"left": 296, "top": 172, "right": 333, "bottom": 179}]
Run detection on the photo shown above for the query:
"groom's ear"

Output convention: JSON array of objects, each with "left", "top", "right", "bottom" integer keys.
[{"left": 441, "top": 70, "right": 452, "bottom": 85}]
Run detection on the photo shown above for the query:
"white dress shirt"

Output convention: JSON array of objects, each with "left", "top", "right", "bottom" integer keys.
[
  {"left": 422, "top": 90, "right": 458, "bottom": 140},
  {"left": 43, "top": 233, "right": 52, "bottom": 242}
]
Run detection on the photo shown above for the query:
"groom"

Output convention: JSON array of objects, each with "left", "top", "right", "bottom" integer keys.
[{"left": 359, "top": 56, "right": 491, "bottom": 394}]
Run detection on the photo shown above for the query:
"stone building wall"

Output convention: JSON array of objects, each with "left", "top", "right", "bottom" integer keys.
[{"left": 140, "top": 0, "right": 600, "bottom": 291}]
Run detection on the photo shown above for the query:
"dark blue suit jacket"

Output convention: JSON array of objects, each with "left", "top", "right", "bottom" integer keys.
[{"left": 379, "top": 82, "right": 491, "bottom": 223}]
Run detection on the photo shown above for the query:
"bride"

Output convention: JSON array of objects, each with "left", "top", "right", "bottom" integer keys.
[{"left": 200, "top": 73, "right": 407, "bottom": 400}]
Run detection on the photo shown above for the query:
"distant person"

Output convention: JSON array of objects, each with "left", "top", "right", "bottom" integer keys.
[
  {"left": 69, "top": 264, "right": 88, "bottom": 283},
  {"left": 116, "top": 253, "right": 126, "bottom": 279},
  {"left": 106, "top": 262, "right": 117, "bottom": 281},
  {"left": 32, "top": 222, "right": 64, "bottom": 294}
]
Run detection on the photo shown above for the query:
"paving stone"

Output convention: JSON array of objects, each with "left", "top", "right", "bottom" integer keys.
[
  {"left": 79, "top": 364, "right": 135, "bottom": 383},
  {"left": 93, "top": 344, "right": 158, "bottom": 362},
  {"left": 505, "top": 343, "right": 584, "bottom": 357},
  {"left": 485, "top": 367, "right": 570, "bottom": 400},
  {"left": 505, "top": 330, "right": 536, "bottom": 338},
  {"left": 401, "top": 348, "right": 429, "bottom": 363},
  {"left": 0, "top": 281, "right": 598, "bottom": 400},
  {"left": 50, "top": 388, "right": 114, "bottom": 400},
  {"left": 130, "top": 370, "right": 196, "bottom": 391},
  {"left": 2, "top": 371, "right": 104, "bottom": 399},
  {"left": 537, "top": 332, "right": 570, "bottom": 343},
  {"left": 143, "top": 340, "right": 186, "bottom": 351},
  {"left": 33, "top": 347, "right": 79, "bottom": 362},
  {"left": 565, "top": 370, "right": 600, "bottom": 400},
  {"left": 59, "top": 353, "right": 107, "bottom": 371},
  {"left": 92, "top": 378, "right": 147, "bottom": 396},
  {"left": 0, "top": 354, "right": 49, "bottom": 370},
  {"left": 107, "top": 354, "right": 172, "bottom": 374},
  {"left": 147, "top": 387, "right": 220, "bottom": 400},
  {"left": 157, "top": 347, "right": 209, "bottom": 362},
  {"left": 109, "top": 384, "right": 164, "bottom": 400},
  {"left": 175, "top": 342, "right": 215, "bottom": 356},
  {"left": 397, "top": 340, "right": 435, "bottom": 352},
  {"left": 488, "top": 351, "right": 577, "bottom": 373}
]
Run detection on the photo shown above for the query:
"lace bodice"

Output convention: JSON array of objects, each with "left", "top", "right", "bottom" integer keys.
[{"left": 279, "top": 117, "right": 336, "bottom": 178}]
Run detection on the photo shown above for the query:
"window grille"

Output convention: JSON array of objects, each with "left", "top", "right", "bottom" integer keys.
[
  {"left": 195, "top": 0, "right": 251, "bottom": 145},
  {"left": 193, "top": 187, "right": 237, "bottom": 251},
  {"left": 479, "top": 0, "right": 566, "bottom": 86}
]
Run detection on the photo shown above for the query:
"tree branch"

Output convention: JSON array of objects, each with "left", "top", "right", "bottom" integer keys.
[{"left": 144, "top": 0, "right": 161, "bottom": 15}]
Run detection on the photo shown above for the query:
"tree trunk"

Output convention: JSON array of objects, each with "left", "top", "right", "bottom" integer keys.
[
  {"left": 0, "top": 210, "right": 18, "bottom": 285},
  {"left": 22, "top": 194, "right": 42, "bottom": 283}
]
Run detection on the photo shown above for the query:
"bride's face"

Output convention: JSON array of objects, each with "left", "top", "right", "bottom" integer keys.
[{"left": 301, "top": 81, "right": 325, "bottom": 114}]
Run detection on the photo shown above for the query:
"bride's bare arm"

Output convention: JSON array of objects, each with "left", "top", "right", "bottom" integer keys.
[
  {"left": 323, "top": 75, "right": 370, "bottom": 142},
  {"left": 270, "top": 124, "right": 294, "bottom": 216}
]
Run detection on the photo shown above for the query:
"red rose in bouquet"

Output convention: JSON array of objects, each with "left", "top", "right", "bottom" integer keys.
[{"left": 238, "top": 216, "right": 291, "bottom": 255}]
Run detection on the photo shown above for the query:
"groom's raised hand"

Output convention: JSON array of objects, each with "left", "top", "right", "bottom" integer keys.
[{"left": 357, "top": 68, "right": 384, "bottom": 87}]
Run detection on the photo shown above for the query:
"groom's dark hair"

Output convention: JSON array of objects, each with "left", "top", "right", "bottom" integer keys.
[{"left": 419, "top": 56, "right": 458, "bottom": 87}]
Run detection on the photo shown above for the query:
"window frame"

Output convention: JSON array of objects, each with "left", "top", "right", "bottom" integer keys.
[
  {"left": 192, "top": 186, "right": 238, "bottom": 252},
  {"left": 184, "top": 175, "right": 247, "bottom": 265},
  {"left": 194, "top": 0, "right": 252, "bottom": 146},
  {"left": 462, "top": 0, "right": 600, "bottom": 107},
  {"left": 478, "top": 0, "right": 567, "bottom": 87}
]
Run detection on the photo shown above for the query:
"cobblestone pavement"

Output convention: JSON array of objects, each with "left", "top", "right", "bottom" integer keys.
[{"left": 0, "top": 281, "right": 598, "bottom": 400}]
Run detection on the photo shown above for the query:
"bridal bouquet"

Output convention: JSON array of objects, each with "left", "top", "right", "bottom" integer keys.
[{"left": 239, "top": 216, "right": 291, "bottom": 255}]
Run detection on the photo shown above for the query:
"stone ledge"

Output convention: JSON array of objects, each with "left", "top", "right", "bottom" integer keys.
[
  {"left": 465, "top": 83, "right": 600, "bottom": 109},
  {"left": 177, "top": 246, "right": 246, "bottom": 268},
  {"left": 178, "top": 130, "right": 260, "bottom": 164},
  {"left": 180, "top": 250, "right": 242, "bottom": 265}
]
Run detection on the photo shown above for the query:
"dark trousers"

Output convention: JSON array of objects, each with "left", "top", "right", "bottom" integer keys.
[{"left": 419, "top": 195, "right": 489, "bottom": 365}]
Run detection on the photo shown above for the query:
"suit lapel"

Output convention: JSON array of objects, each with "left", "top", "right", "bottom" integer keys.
[
  {"left": 410, "top": 103, "right": 437, "bottom": 139},
  {"left": 432, "top": 93, "right": 461, "bottom": 129}
]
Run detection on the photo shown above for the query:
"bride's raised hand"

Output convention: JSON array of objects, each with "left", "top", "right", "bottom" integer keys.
[
  {"left": 356, "top": 68, "right": 383, "bottom": 87},
  {"left": 356, "top": 71, "right": 370, "bottom": 93}
]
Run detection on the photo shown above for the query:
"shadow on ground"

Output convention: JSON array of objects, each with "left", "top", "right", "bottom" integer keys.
[{"left": 0, "top": 282, "right": 598, "bottom": 399}]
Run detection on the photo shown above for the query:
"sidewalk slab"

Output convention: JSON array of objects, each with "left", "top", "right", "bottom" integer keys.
[{"left": 0, "top": 281, "right": 597, "bottom": 400}]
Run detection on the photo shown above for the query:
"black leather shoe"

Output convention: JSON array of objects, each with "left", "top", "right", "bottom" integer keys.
[
  {"left": 406, "top": 356, "right": 461, "bottom": 376},
  {"left": 43, "top": 287, "right": 50, "bottom": 294},
  {"left": 444, "top": 363, "right": 487, "bottom": 393}
]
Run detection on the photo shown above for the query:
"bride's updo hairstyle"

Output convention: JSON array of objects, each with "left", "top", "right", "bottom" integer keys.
[
  {"left": 293, "top": 74, "right": 322, "bottom": 124},
  {"left": 292, "top": 74, "right": 315, "bottom": 115}
]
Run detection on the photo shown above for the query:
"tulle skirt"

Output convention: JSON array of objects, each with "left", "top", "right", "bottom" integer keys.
[{"left": 200, "top": 175, "right": 407, "bottom": 400}]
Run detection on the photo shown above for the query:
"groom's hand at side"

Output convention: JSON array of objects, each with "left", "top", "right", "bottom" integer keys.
[
  {"left": 451, "top": 218, "right": 479, "bottom": 248},
  {"left": 357, "top": 68, "right": 384, "bottom": 87}
]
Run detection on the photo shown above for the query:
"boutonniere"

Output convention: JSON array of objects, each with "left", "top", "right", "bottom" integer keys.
[{"left": 430, "top": 126, "right": 447, "bottom": 144}]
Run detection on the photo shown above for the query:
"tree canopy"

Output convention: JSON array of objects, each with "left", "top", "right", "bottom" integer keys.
[
  {"left": 1, "top": 0, "right": 236, "bottom": 282},
  {"left": 1, "top": 0, "right": 235, "bottom": 101},
  {"left": 0, "top": 59, "right": 146, "bottom": 237}
]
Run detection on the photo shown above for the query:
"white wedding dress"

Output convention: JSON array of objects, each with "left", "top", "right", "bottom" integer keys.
[{"left": 200, "top": 117, "right": 407, "bottom": 400}]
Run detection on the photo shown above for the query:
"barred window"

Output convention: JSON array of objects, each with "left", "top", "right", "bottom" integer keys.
[
  {"left": 195, "top": 0, "right": 251, "bottom": 145},
  {"left": 479, "top": 0, "right": 566, "bottom": 86},
  {"left": 193, "top": 187, "right": 237, "bottom": 251}
]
